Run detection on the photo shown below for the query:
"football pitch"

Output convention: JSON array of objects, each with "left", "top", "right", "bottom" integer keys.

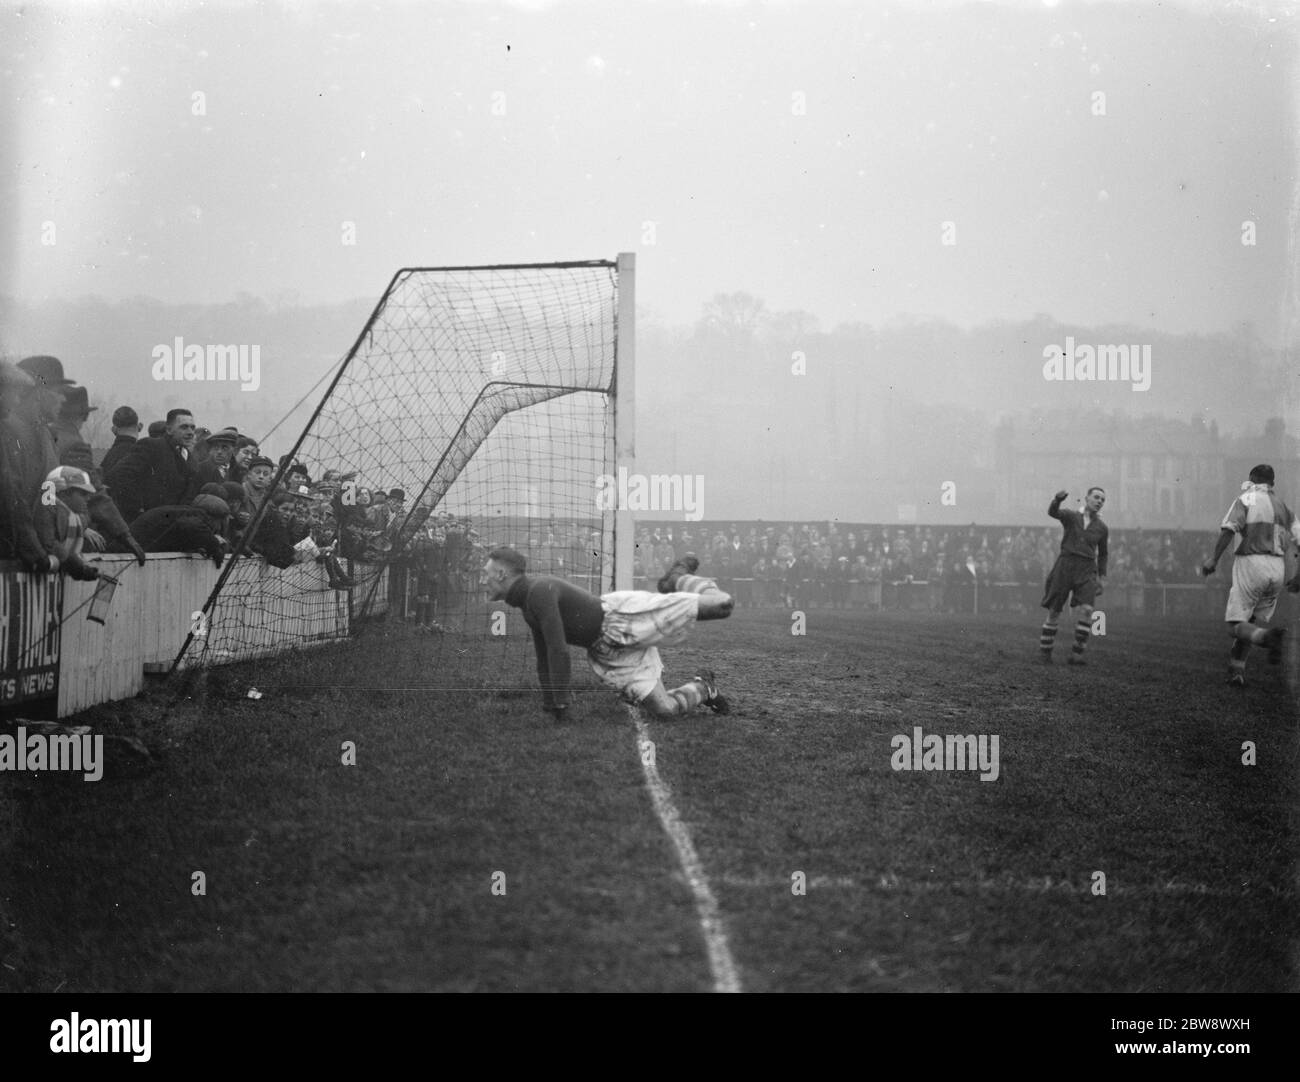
[{"left": 2, "top": 602, "right": 1296, "bottom": 993}]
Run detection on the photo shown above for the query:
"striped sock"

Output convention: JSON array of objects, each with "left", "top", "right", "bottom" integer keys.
[
  {"left": 668, "top": 680, "right": 707, "bottom": 713},
  {"left": 1072, "top": 618, "right": 1090, "bottom": 655},
  {"left": 1039, "top": 622, "right": 1058, "bottom": 654},
  {"left": 674, "top": 573, "right": 719, "bottom": 596}
]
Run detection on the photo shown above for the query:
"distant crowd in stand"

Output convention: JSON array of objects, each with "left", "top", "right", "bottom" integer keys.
[{"left": 628, "top": 520, "right": 1220, "bottom": 612}]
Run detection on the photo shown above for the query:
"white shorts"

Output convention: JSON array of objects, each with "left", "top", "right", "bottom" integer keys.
[
  {"left": 586, "top": 590, "right": 701, "bottom": 703},
  {"left": 1225, "top": 554, "right": 1285, "bottom": 624}
]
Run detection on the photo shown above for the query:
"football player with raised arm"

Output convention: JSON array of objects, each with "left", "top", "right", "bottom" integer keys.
[{"left": 1039, "top": 486, "right": 1108, "bottom": 665}]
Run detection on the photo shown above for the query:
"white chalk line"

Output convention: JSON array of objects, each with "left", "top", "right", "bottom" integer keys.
[{"left": 631, "top": 709, "right": 741, "bottom": 993}]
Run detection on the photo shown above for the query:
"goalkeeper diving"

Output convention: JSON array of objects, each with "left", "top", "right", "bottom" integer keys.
[{"left": 482, "top": 547, "right": 733, "bottom": 719}]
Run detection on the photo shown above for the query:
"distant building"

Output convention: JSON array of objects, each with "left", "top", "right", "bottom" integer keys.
[{"left": 990, "top": 415, "right": 1291, "bottom": 529}]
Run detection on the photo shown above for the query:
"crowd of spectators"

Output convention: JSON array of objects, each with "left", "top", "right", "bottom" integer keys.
[
  {"left": 0, "top": 353, "right": 436, "bottom": 592},
  {"left": 631, "top": 520, "right": 1222, "bottom": 613}
]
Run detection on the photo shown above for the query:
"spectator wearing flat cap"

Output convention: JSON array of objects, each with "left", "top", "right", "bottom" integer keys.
[
  {"left": 366, "top": 488, "right": 390, "bottom": 531},
  {"left": 196, "top": 427, "right": 241, "bottom": 486},
  {"left": 99, "top": 405, "right": 143, "bottom": 477},
  {"left": 225, "top": 457, "right": 291, "bottom": 568},
  {"left": 32, "top": 466, "right": 101, "bottom": 580},
  {"left": 242, "top": 455, "right": 277, "bottom": 511},
  {"left": 106, "top": 407, "right": 202, "bottom": 521},
  {"left": 279, "top": 485, "right": 317, "bottom": 545},
  {"left": 129, "top": 494, "right": 231, "bottom": 568}
]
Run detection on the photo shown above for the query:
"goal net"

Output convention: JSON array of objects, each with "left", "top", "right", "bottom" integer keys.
[{"left": 176, "top": 257, "right": 630, "bottom": 693}]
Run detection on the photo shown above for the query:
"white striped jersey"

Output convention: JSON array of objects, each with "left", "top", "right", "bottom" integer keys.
[{"left": 1220, "top": 485, "right": 1300, "bottom": 556}]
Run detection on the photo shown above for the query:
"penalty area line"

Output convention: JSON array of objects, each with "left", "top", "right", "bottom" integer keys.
[{"left": 630, "top": 708, "right": 741, "bottom": 993}]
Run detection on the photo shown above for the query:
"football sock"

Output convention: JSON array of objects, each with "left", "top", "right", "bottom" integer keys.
[
  {"left": 1039, "top": 620, "right": 1059, "bottom": 654},
  {"left": 668, "top": 680, "right": 707, "bottom": 714},
  {"left": 1072, "top": 617, "right": 1090, "bottom": 654}
]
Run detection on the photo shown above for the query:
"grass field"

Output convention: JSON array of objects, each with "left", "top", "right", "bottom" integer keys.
[{"left": 1, "top": 600, "right": 1296, "bottom": 993}]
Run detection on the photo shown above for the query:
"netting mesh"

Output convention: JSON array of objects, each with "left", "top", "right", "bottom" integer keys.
[{"left": 180, "top": 261, "right": 621, "bottom": 690}]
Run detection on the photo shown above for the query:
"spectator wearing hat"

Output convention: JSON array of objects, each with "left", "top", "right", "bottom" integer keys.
[
  {"left": 196, "top": 427, "right": 241, "bottom": 486},
  {"left": 280, "top": 485, "right": 317, "bottom": 546},
  {"left": 229, "top": 457, "right": 294, "bottom": 570},
  {"left": 284, "top": 462, "right": 311, "bottom": 490},
  {"left": 2, "top": 363, "right": 59, "bottom": 482},
  {"left": 384, "top": 489, "right": 408, "bottom": 535},
  {"left": 99, "top": 405, "right": 143, "bottom": 476},
  {"left": 51, "top": 385, "right": 97, "bottom": 469},
  {"left": 6, "top": 359, "right": 62, "bottom": 484},
  {"left": 0, "top": 360, "right": 51, "bottom": 569},
  {"left": 366, "top": 489, "right": 390, "bottom": 531},
  {"left": 129, "top": 493, "right": 231, "bottom": 568},
  {"left": 32, "top": 466, "right": 101, "bottom": 579},
  {"left": 242, "top": 455, "right": 276, "bottom": 510},
  {"left": 16, "top": 356, "right": 74, "bottom": 432},
  {"left": 106, "top": 407, "right": 202, "bottom": 521}
]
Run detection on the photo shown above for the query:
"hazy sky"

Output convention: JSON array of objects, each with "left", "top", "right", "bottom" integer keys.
[{"left": 4, "top": 0, "right": 1297, "bottom": 347}]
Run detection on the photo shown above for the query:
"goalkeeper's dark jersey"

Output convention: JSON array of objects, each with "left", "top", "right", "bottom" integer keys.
[{"left": 503, "top": 574, "right": 606, "bottom": 708}]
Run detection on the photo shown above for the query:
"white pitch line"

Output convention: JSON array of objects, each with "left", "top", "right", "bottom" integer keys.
[{"left": 631, "top": 710, "right": 741, "bottom": 993}]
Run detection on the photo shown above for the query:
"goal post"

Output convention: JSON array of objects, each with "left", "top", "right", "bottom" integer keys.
[
  {"left": 175, "top": 255, "right": 633, "bottom": 691},
  {"left": 612, "top": 251, "right": 636, "bottom": 593}
]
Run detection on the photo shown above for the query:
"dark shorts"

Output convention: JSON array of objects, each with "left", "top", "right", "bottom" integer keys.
[{"left": 1041, "top": 554, "right": 1101, "bottom": 611}]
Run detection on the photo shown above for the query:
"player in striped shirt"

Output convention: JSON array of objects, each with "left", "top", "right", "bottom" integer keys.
[
  {"left": 1039, "top": 487, "right": 1108, "bottom": 665},
  {"left": 1201, "top": 464, "right": 1300, "bottom": 686}
]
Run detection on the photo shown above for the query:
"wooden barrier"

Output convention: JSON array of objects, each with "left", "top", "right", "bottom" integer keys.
[
  {"left": 57, "top": 555, "right": 148, "bottom": 717},
  {"left": 3, "top": 554, "right": 387, "bottom": 718}
]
